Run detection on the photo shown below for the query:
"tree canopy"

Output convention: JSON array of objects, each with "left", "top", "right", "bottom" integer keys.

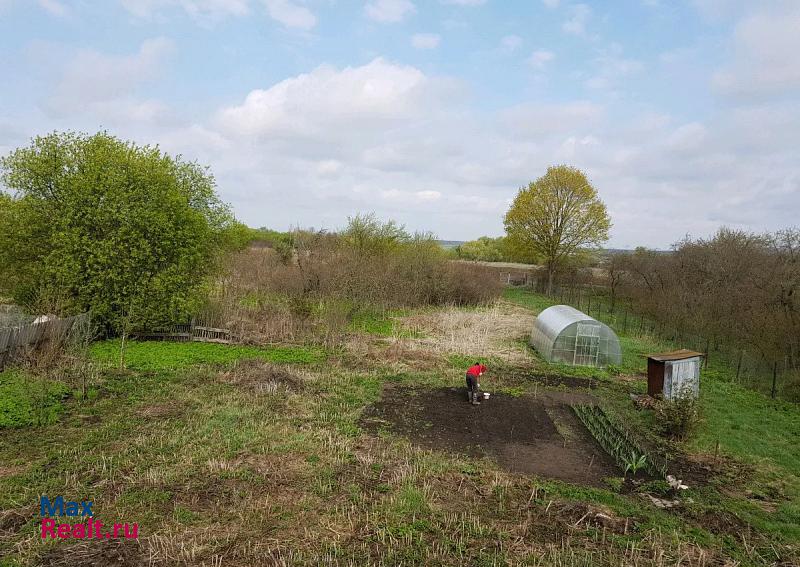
[
  {"left": 341, "top": 213, "right": 411, "bottom": 257},
  {"left": 455, "top": 237, "right": 506, "bottom": 262},
  {"left": 0, "top": 131, "right": 234, "bottom": 333},
  {"left": 504, "top": 165, "right": 610, "bottom": 292}
]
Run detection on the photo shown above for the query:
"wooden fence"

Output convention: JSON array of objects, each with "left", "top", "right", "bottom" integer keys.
[
  {"left": 133, "top": 321, "right": 234, "bottom": 344},
  {"left": 0, "top": 312, "right": 91, "bottom": 369}
]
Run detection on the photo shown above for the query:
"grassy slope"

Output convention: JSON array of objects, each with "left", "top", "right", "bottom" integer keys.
[
  {"left": 504, "top": 286, "right": 800, "bottom": 546},
  {"left": 0, "top": 294, "right": 798, "bottom": 565}
]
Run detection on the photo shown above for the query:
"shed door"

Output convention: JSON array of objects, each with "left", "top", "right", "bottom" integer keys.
[
  {"left": 574, "top": 323, "right": 600, "bottom": 366},
  {"left": 664, "top": 357, "right": 700, "bottom": 399}
]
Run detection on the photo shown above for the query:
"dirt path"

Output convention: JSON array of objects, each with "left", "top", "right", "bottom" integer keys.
[{"left": 362, "top": 386, "right": 619, "bottom": 487}]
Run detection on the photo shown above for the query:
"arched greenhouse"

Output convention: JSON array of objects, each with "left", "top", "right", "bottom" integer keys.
[{"left": 530, "top": 305, "right": 622, "bottom": 367}]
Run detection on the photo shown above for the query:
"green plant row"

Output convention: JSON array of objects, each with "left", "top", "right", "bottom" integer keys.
[{"left": 572, "top": 404, "right": 668, "bottom": 479}]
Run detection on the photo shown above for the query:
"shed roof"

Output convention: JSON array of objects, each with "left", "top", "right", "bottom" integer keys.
[{"left": 646, "top": 349, "right": 704, "bottom": 362}]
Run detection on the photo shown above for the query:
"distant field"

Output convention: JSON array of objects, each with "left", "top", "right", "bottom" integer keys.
[{"left": 436, "top": 239, "right": 464, "bottom": 249}]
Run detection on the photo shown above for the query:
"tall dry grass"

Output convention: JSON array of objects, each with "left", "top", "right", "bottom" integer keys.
[{"left": 200, "top": 230, "right": 503, "bottom": 346}]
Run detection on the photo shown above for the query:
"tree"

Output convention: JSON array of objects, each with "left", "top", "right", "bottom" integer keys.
[
  {"left": 0, "top": 131, "right": 234, "bottom": 333},
  {"left": 341, "top": 213, "right": 410, "bottom": 257},
  {"left": 455, "top": 237, "right": 506, "bottom": 262},
  {"left": 604, "top": 252, "right": 626, "bottom": 314},
  {"left": 504, "top": 165, "right": 611, "bottom": 293},
  {"left": 0, "top": 192, "right": 14, "bottom": 295}
]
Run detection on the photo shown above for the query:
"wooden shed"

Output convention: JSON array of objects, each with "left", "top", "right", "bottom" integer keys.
[{"left": 646, "top": 349, "right": 703, "bottom": 400}]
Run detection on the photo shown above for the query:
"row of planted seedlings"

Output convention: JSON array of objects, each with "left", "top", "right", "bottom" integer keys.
[{"left": 571, "top": 404, "right": 669, "bottom": 479}]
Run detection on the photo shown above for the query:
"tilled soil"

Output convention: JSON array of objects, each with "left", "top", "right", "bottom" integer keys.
[{"left": 362, "top": 386, "right": 619, "bottom": 486}]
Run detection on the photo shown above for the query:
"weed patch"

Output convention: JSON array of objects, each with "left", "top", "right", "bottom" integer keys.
[
  {"left": 90, "top": 340, "right": 326, "bottom": 371},
  {"left": 0, "top": 370, "right": 70, "bottom": 428}
]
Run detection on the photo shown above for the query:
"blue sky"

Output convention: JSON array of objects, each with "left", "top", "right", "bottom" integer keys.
[{"left": 1, "top": 0, "right": 798, "bottom": 248}]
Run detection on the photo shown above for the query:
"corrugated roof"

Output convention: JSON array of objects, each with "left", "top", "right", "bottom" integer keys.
[{"left": 646, "top": 349, "right": 704, "bottom": 362}]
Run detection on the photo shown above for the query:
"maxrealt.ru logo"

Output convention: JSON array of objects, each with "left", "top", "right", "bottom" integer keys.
[{"left": 40, "top": 496, "right": 138, "bottom": 540}]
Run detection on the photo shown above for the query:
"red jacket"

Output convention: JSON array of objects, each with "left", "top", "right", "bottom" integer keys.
[{"left": 466, "top": 364, "right": 487, "bottom": 377}]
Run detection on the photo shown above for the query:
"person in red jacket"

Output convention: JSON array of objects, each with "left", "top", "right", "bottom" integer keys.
[{"left": 465, "top": 362, "right": 487, "bottom": 405}]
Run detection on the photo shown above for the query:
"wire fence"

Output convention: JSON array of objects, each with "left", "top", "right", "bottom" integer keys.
[{"left": 526, "top": 278, "right": 798, "bottom": 401}]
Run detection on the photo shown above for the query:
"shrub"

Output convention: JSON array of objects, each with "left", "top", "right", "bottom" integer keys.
[{"left": 656, "top": 393, "right": 701, "bottom": 440}]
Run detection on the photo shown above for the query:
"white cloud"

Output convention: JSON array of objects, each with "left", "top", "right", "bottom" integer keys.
[
  {"left": 44, "top": 37, "right": 175, "bottom": 118},
  {"left": 541, "top": 0, "right": 560, "bottom": 8},
  {"left": 411, "top": 33, "right": 441, "bottom": 49},
  {"left": 364, "top": 0, "right": 416, "bottom": 23},
  {"left": 262, "top": 0, "right": 316, "bottom": 30},
  {"left": 585, "top": 52, "right": 643, "bottom": 90},
  {"left": 500, "top": 101, "right": 604, "bottom": 135},
  {"left": 38, "top": 0, "right": 68, "bottom": 17},
  {"left": 440, "top": 0, "right": 486, "bottom": 5},
  {"left": 562, "top": 3, "right": 590, "bottom": 35},
  {"left": 381, "top": 189, "right": 442, "bottom": 203},
  {"left": 691, "top": 0, "right": 749, "bottom": 20},
  {"left": 120, "top": 0, "right": 249, "bottom": 21},
  {"left": 528, "top": 49, "right": 555, "bottom": 69},
  {"left": 500, "top": 35, "right": 522, "bottom": 53},
  {"left": 666, "top": 122, "right": 708, "bottom": 152},
  {"left": 216, "top": 58, "right": 446, "bottom": 141},
  {"left": 315, "top": 159, "right": 343, "bottom": 176},
  {"left": 713, "top": 4, "right": 800, "bottom": 99}
]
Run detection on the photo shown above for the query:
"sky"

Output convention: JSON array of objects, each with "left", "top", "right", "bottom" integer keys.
[{"left": 0, "top": 0, "right": 798, "bottom": 249}]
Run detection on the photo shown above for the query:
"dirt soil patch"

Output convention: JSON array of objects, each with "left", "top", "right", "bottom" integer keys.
[
  {"left": 362, "top": 386, "right": 619, "bottom": 486},
  {"left": 39, "top": 539, "right": 144, "bottom": 566}
]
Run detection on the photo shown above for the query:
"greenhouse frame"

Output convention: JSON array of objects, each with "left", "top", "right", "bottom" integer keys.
[{"left": 529, "top": 305, "right": 622, "bottom": 367}]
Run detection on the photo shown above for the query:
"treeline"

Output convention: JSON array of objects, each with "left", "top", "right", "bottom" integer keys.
[{"left": 610, "top": 228, "right": 800, "bottom": 398}]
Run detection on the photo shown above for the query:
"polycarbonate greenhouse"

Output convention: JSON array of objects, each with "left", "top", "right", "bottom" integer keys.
[{"left": 530, "top": 305, "right": 622, "bottom": 367}]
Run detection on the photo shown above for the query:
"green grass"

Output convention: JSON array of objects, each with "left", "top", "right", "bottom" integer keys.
[
  {"left": 445, "top": 353, "right": 500, "bottom": 370},
  {"left": 0, "top": 370, "right": 71, "bottom": 428},
  {"left": 2, "top": 293, "right": 799, "bottom": 565},
  {"left": 89, "top": 339, "right": 327, "bottom": 371},
  {"left": 347, "top": 307, "right": 421, "bottom": 337},
  {"left": 502, "top": 286, "right": 557, "bottom": 313}
]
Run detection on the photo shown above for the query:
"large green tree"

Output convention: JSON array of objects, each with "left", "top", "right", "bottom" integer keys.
[
  {"left": 504, "top": 165, "right": 611, "bottom": 293},
  {"left": 0, "top": 131, "right": 234, "bottom": 332}
]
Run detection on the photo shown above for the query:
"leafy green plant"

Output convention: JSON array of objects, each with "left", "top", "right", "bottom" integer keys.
[
  {"left": 0, "top": 370, "right": 70, "bottom": 428},
  {"left": 623, "top": 452, "right": 647, "bottom": 477},
  {"left": 656, "top": 393, "right": 701, "bottom": 440}
]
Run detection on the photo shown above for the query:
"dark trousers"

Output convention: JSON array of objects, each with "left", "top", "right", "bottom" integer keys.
[{"left": 466, "top": 374, "right": 479, "bottom": 400}]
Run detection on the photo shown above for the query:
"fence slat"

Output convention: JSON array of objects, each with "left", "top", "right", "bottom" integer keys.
[{"left": 0, "top": 312, "right": 90, "bottom": 367}]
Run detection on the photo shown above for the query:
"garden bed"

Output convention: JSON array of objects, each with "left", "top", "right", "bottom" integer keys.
[{"left": 361, "top": 385, "right": 619, "bottom": 486}]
